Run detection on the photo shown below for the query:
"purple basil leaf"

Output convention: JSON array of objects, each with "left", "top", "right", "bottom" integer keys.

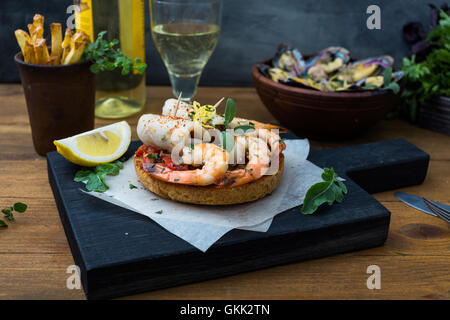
[
  {"left": 429, "top": 4, "right": 439, "bottom": 28},
  {"left": 410, "top": 40, "right": 432, "bottom": 62},
  {"left": 402, "top": 22, "right": 426, "bottom": 44}
]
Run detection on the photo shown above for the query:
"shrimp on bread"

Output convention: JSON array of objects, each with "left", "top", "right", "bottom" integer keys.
[{"left": 133, "top": 99, "right": 286, "bottom": 205}]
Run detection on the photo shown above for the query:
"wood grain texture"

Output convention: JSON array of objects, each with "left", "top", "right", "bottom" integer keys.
[{"left": 0, "top": 84, "right": 449, "bottom": 300}]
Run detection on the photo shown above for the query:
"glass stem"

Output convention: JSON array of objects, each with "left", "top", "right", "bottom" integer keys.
[{"left": 168, "top": 72, "right": 201, "bottom": 102}]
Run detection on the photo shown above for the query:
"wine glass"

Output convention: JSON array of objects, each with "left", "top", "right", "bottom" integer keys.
[{"left": 150, "top": 0, "right": 222, "bottom": 101}]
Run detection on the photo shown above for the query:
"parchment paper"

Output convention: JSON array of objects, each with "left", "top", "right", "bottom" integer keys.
[{"left": 84, "top": 139, "right": 324, "bottom": 251}]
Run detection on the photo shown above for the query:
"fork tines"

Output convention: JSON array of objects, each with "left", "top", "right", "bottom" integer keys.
[{"left": 422, "top": 198, "right": 450, "bottom": 223}]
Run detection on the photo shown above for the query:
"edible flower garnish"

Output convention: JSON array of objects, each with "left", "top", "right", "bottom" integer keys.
[{"left": 191, "top": 101, "right": 217, "bottom": 129}]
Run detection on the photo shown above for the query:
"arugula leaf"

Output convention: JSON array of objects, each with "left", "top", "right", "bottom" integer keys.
[
  {"left": 224, "top": 98, "right": 236, "bottom": 128},
  {"left": 0, "top": 219, "right": 7, "bottom": 227},
  {"left": 301, "top": 168, "right": 348, "bottom": 215},
  {"left": 83, "top": 31, "right": 147, "bottom": 76}
]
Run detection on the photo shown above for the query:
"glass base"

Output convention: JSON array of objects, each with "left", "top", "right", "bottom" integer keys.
[
  {"left": 95, "top": 97, "right": 144, "bottom": 119},
  {"left": 169, "top": 72, "right": 201, "bottom": 102}
]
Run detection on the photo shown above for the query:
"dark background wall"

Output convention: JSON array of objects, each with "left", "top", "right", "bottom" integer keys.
[{"left": 0, "top": 0, "right": 432, "bottom": 86}]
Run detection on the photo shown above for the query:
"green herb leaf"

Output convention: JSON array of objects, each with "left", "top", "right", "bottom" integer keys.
[
  {"left": 221, "top": 131, "right": 235, "bottom": 152},
  {"left": 115, "top": 159, "right": 124, "bottom": 169},
  {"left": 398, "top": 10, "right": 450, "bottom": 122},
  {"left": 83, "top": 31, "right": 147, "bottom": 76},
  {"left": 74, "top": 160, "right": 126, "bottom": 193},
  {"left": 383, "top": 67, "right": 392, "bottom": 87},
  {"left": 321, "top": 167, "right": 335, "bottom": 181},
  {"left": 74, "top": 170, "right": 92, "bottom": 182},
  {"left": 224, "top": 98, "right": 236, "bottom": 128},
  {"left": 2, "top": 208, "right": 14, "bottom": 221},
  {"left": 386, "top": 82, "right": 400, "bottom": 94},
  {"left": 233, "top": 125, "right": 255, "bottom": 134},
  {"left": 96, "top": 163, "right": 120, "bottom": 176},
  {"left": 301, "top": 168, "right": 347, "bottom": 215},
  {"left": 129, "top": 184, "right": 138, "bottom": 190},
  {"left": 363, "top": 84, "right": 379, "bottom": 90},
  {"left": 0, "top": 219, "right": 7, "bottom": 227},
  {"left": 155, "top": 210, "right": 163, "bottom": 214},
  {"left": 86, "top": 172, "right": 108, "bottom": 193}
]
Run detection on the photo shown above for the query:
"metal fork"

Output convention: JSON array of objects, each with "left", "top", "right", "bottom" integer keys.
[{"left": 422, "top": 198, "right": 450, "bottom": 224}]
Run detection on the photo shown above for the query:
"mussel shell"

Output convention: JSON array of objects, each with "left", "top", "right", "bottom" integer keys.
[
  {"left": 352, "top": 55, "right": 394, "bottom": 69},
  {"left": 305, "top": 46, "right": 350, "bottom": 72},
  {"left": 263, "top": 45, "right": 400, "bottom": 92},
  {"left": 272, "top": 44, "right": 305, "bottom": 77},
  {"left": 393, "top": 71, "right": 404, "bottom": 81},
  {"left": 268, "top": 68, "right": 292, "bottom": 83},
  {"left": 257, "top": 64, "right": 271, "bottom": 78}
]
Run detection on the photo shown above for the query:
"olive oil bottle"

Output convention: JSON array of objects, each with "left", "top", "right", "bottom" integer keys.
[{"left": 75, "top": 0, "right": 146, "bottom": 119}]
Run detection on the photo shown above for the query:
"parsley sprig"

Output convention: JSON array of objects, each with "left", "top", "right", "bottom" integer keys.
[
  {"left": 1, "top": 202, "right": 28, "bottom": 227},
  {"left": 74, "top": 158, "right": 125, "bottom": 193},
  {"left": 83, "top": 31, "right": 147, "bottom": 75},
  {"left": 398, "top": 10, "right": 450, "bottom": 121},
  {"left": 301, "top": 168, "right": 347, "bottom": 214}
]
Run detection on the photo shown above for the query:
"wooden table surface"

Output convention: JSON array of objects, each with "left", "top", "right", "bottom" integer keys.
[{"left": 0, "top": 84, "right": 449, "bottom": 300}]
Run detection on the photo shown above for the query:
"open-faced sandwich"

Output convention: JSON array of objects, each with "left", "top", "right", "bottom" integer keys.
[{"left": 134, "top": 98, "right": 286, "bottom": 205}]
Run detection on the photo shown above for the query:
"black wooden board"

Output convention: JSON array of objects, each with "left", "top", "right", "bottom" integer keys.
[{"left": 47, "top": 137, "right": 429, "bottom": 300}]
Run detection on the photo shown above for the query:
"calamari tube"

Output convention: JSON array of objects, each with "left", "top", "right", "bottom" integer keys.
[
  {"left": 162, "top": 99, "right": 193, "bottom": 119},
  {"left": 162, "top": 98, "right": 225, "bottom": 126},
  {"left": 161, "top": 99, "right": 283, "bottom": 131},
  {"left": 137, "top": 114, "right": 210, "bottom": 152}
]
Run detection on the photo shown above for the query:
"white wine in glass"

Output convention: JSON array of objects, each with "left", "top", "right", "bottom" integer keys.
[{"left": 150, "top": 0, "right": 222, "bottom": 101}]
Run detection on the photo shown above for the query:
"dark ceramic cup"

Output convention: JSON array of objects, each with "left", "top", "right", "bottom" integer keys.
[{"left": 15, "top": 52, "right": 96, "bottom": 156}]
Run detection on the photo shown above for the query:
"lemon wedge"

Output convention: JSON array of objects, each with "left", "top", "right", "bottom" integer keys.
[{"left": 54, "top": 121, "right": 131, "bottom": 167}]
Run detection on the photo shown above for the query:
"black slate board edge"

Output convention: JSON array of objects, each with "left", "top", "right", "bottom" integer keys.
[
  {"left": 47, "top": 138, "right": 429, "bottom": 300},
  {"left": 47, "top": 160, "right": 89, "bottom": 293},
  {"left": 308, "top": 138, "right": 430, "bottom": 194},
  {"left": 85, "top": 213, "right": 389, "bottom": 300}
]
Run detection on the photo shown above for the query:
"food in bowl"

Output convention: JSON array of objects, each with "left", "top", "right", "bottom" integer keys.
[{"left": 257, "top": 44, "right": 402, "bottom": 93}]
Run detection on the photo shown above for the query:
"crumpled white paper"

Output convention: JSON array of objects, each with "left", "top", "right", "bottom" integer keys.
[{"left": 83, "top": 139, "right": 324, "bottom": 251}]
